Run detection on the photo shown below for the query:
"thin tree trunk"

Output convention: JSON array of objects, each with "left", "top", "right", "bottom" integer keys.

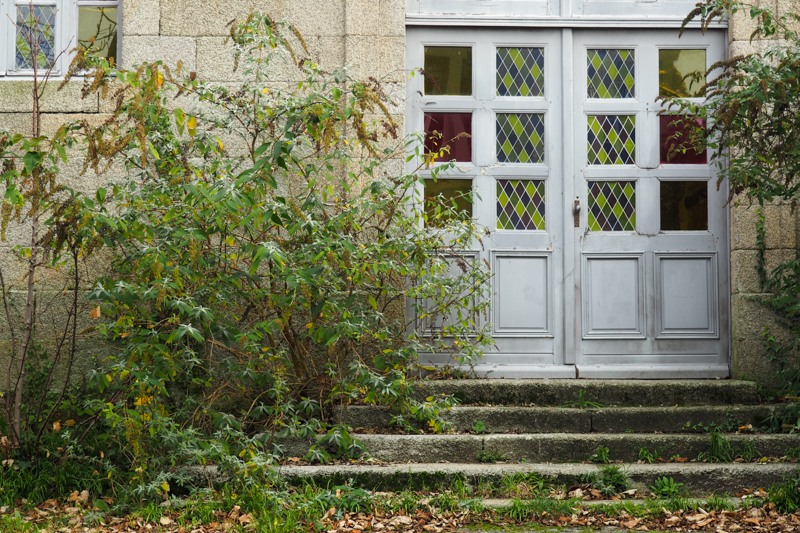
[{"left": 10, "top": 0, "right": 42, "bottom": 445}]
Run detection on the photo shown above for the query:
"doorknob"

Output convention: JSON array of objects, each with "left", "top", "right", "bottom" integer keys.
[{"left": 574, "top": 198, "right": 581, "bottom": 227}]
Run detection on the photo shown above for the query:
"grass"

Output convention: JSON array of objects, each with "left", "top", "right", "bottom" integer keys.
[
  {"left": 636, "top": 446, "right": 663, "bottom": 463},
  {"left": 581, "top": 465, "right": 629, "bottom": 496},
  {"left": 649, "top": 477, "right": 686, "bottom": 498},
  {"left": 477, "top": 449, "right": 507, "bottom": 463},
  {"left": 562, "top": 390, "right": 604, "bottom": 409}
]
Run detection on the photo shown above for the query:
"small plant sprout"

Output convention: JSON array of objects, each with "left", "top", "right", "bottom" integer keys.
[
  {"left": 563, "top": 390, "right": 604, "bottom": 409},
  {"left": 650, "top": 477, "right": 686, "bottom": 499},
  {"left": 588, "top": 446, "right": 611, "bottom": 464},
  {"left": 472, "top": 421, "right": 487, "bottom": 434}
]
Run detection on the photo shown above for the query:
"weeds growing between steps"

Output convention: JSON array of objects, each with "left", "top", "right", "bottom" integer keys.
[{"left": 3, "top": 467, "right": 800, "bottom": 532}]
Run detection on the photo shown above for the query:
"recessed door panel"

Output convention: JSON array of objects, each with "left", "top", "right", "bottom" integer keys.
[
  {"left": 656, "top": 254, "right": 718, "bottom": 338},
  {"left": 494, "top": 254, "right": 550, "bottom": 334},
  {"left": 582, "top": 254, "right": 644, "bottom": 338}
]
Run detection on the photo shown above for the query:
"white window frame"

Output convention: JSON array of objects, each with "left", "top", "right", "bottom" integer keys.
[{"left": 1, "top": 0, "right": 121, "bottom": 78}]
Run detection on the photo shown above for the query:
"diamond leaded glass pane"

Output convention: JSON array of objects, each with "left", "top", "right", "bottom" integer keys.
[
  {"left": 588, "top": 181, "right": 636, "bottom": 232},
  {"left": 16, "top": 5, "right": 57, "bottom": 70},
  {"left": 587, "top": 49, "right": 635, "bottom": 99},
  {"left": 497, "top": 113, "right": 545, "bottom": 164},
  {"left": 496, "top": 47, "right": 544, "bottom": 97},
  {"left": 587, "top": 115, "right": 635, "bottom": 165},
  {"left": 497, "top": 180, "right": 545, "bottom": 230}
]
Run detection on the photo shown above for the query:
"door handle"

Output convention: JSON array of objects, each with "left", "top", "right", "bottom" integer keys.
[{"left": 574, "top": 198, "right": 581, "bottom": 227}]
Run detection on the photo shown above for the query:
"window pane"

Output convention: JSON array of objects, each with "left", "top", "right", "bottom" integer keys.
[
  {"left": 588, "top": 181, "right": 636, "bottom": 231},
  {"left": 424, "top": 179, "right": 473, "bottom": 226},
  {"left": 424, "top": 47, "right": 472, "bottom": 96},
  {"left": 659, "top": 49, "right": 706, "bottom": 97},
  {"left": 79, "top": 7, "right": 118, "bottom": 61},
  {"left": 587, "top": 115, "right": 635, "bottom": 165},
  {"left": 660, "top": 115, "right": 707, "bottom": 164},
  {"left": 16, "top": 5, "right": 56, "bottom": 69},
  {"left": 424, "top": 112, "right": 472, "bottom": 163},
  {"left": 497, "top": 180, "right": 545, "bottom": 230},
  {"left": 497, "top": 113, "right": 545, "bottom": 164},
  {"left": 587, "top": 49, "right": 635, "bottom": 99},
  {"left": 497, "top": 47, "right": 544, "bottom": 97},
  {"left": 660, "top": 181, "right": 708, "bottom": 231}
]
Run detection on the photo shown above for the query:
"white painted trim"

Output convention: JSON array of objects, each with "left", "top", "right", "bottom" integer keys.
[
  {"left": 576, "top": 364, "right": 729, "bottom": 379},
  {"left": 406, "top": 15, "right": 728, "bottom": 29}
]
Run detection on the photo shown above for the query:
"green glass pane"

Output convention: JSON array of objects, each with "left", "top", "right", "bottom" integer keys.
[
  {"left": 587, "top": 49, "right": 635, "bottom": 99},
  {"left": 424, "top": 178, "right": 473, "bottom": 226},
  {"left": 496, "top": 180, "right": 545, "bottom": 230},
  {"left": 587, "top": 115, "right": 635, "bottom": 165},
  {"left": 424, "top": 47, "right": 472, "bottom": 96},
  {"left": 79, "top": 7, "right": 118, "bottom": 61},
  {"left": 496, "top": 47, "right": 544, "bottom": 97},
  {"left": 496, "top": 113, "right": 545, "bottom": 163},
  {"left": 660, "top": 181, "right": 708, "bottom": 231},
  {"left": 588, "top": 180, "right": 636, "bottom": 232},
  {"left": 659, "top": 49, "right": 706, "bottom": 97}
]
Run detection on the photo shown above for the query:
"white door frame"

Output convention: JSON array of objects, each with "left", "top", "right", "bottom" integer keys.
[{"left": 406, "top": 25, "right": 731, "bottom": 379}]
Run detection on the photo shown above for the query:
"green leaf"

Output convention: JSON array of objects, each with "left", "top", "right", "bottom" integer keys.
[
  {"left": 23, "top": 151, "right": 43, "bottom": 175},
  {"left": 56, "top": 144, "right": 67, "bottom": 164},
  {"left": 369, "top": 295, "right": 377, "bottom": 310}
]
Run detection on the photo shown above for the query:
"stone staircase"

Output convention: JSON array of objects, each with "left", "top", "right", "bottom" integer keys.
[{"left": 279, "top": 380, "right": 800, "bottom": 496}]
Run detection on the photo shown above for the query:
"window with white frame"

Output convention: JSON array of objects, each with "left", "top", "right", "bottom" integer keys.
[{"left": 1, "top": 0, "right": 120, "bottom": 77}]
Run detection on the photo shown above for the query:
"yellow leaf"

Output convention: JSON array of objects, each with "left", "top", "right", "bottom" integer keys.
[
  {"left": 53, "top": 421, "right": 61, "bottom": 432},
  {"left": 262, "top": 87, "right": 269, "bottom": 94},
  {"left": 216, "top": 137, "right": 224, "bottom": 150},
  {"left": 156, "top": 72, "right": 164, "bottom": 89},
  {"left": 161, "top": 481, "right": 170, "bottom": 493},
  {"left": 105, "top": 374, "right": 112, "bottom": 383},
  {"left": 65, "top": 419, "right": 76, "bottom": 426}
]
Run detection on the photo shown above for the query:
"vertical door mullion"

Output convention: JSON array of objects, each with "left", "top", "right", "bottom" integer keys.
[{"left": 562, "top": 27, "right": 576, "bottom": 365}]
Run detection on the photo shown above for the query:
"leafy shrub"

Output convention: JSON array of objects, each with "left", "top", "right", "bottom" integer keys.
[
  {"left": 582, "top": 465, "right": 629, "bottom": 496},
  {"left": 3, "top": 12, "right": 493, "bottom": 502}
]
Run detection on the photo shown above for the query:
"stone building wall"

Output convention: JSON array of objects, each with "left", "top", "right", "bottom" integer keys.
[
  {"left": 0, "top": 0, "right": 407, "bottom": 382},
  {"left": 728, "top": 0, "right": 800, "bottom": 386},
  {"left": 1, "top": 0, "right": 798, "bottom": 386}
]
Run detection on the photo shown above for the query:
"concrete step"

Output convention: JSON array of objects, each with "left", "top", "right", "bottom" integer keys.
[
  {"left": 352, "top": 433, "right": 800, "bottom": 463},
  {"left": 481, "top": 497, "right": 744, "bottom": 507},
  {"left": 413, "top": 379, "right": 759, "bottom": 407},
  {"left": 277, "top": 462, "right": 798, "bottom": 496},
  {"left": 339, "top": 405, "right": 780, "bottom": 434}
]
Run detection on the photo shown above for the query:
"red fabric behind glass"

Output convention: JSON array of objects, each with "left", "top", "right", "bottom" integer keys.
[
  {"left": 660, "top": 115, "right": 707, "bottom": 165},
  {"left": 424, "top": 112, "right": 472, "bottom": 163}
]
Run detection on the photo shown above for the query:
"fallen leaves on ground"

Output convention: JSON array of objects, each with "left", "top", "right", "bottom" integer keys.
[{"left": 4, "top": 496, "right": 800, "bottom": 533}]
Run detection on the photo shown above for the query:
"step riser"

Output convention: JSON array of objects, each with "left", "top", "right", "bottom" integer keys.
[
  {"left": 414, "top": 380, "right": 758, "bottom": 406},
  {"left": 339, "top": 406, "right": 778, "bottom": 434},
  {"left": 278, "top": 463, "right": 799, "bottom": 496},
  {"left": 355, "top": 434, "right": 800, "bottom": 463}
]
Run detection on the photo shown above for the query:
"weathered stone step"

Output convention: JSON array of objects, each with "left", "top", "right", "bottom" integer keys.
[
  {"left": 353, "top": 433, "right": 800, "bottom": 463},
  {"left": 339, "top": 405, "right": 780, "bottom": 434},
  {"left": 413, "top": 379, "right": 758, "bottom": 406},
  {"left": 277, "top": 462, "right": 799, "bottom": 496}
]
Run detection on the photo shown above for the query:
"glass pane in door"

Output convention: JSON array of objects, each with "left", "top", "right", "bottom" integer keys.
[
  {"left": 424, "top": 112, "right": 473, "bottom": 162},
  {"left": 424, "top": 46, "right": 472, "bottom": 95},
  {"left": 660, "top": 181, "right": 708, "bottom": 231}
]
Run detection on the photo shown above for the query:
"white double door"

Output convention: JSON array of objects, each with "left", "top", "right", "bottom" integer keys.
[{"left": 407, "top": 26, "right": 729, "bottom": 378}]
